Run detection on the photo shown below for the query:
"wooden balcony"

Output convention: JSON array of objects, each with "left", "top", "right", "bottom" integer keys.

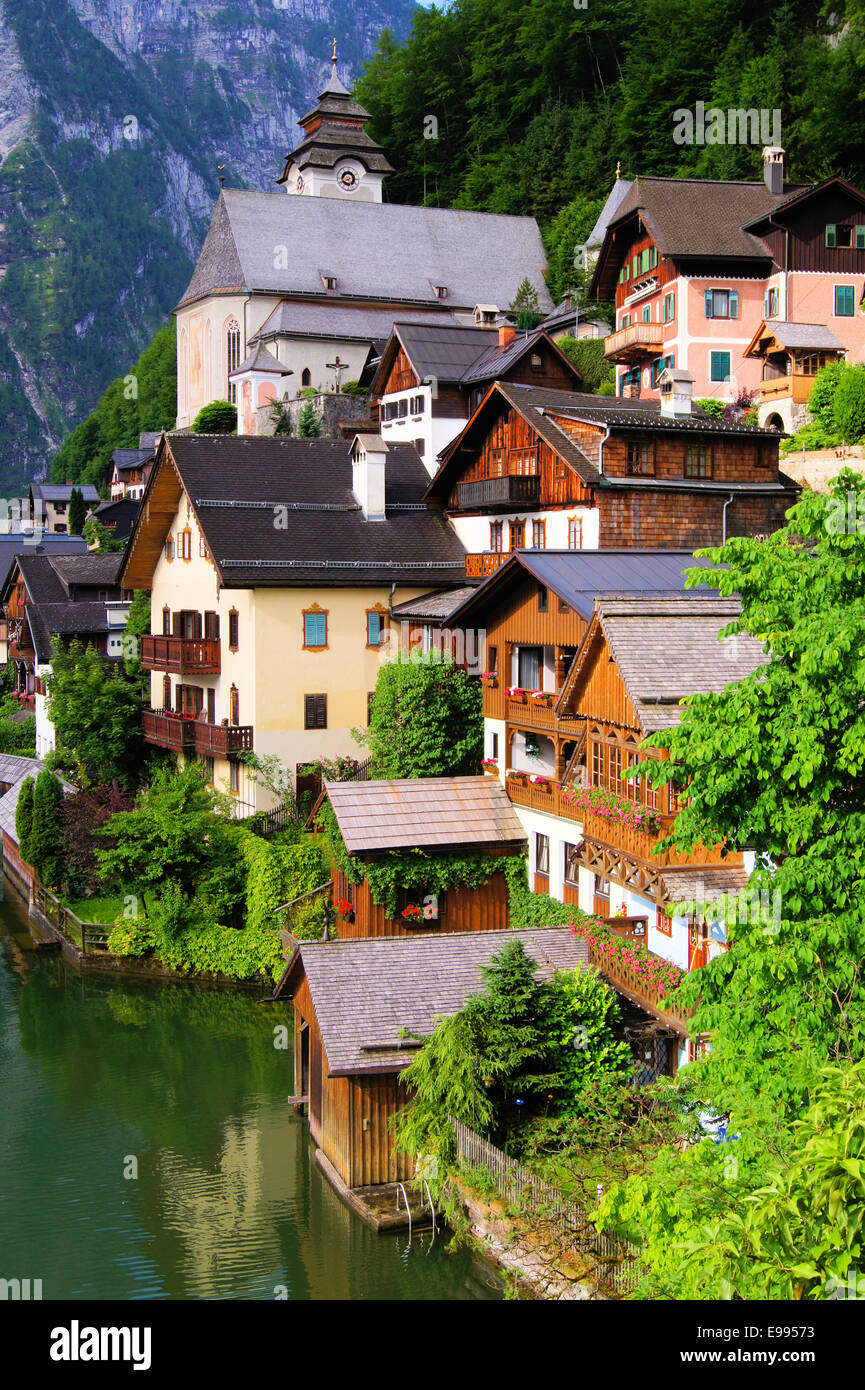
[
  {"left": 506, "top": 694, "right": 586, "bottom": 735},
  {"left": 140, "top": 635, "right": 220, "bottom": 675},
  {"left": 759, "top": 374, "right": 814, "bottom": 405},
  {"left": 457, "top": 475, "right": 540, "bottom": 511},
  {"left": 466, "top": 552, "right": 509, "bottom": 579},
  {"left": 604, "top": 321, "right": 665, "bottom": 363},
  {"left": 142, "top": 707, "right": 197, "bottom": 751},
  {"left": 192, "top": 722, "right": 254, "bottom": 757},
  {"left": 506, "top": 775, "right": 581, "bottom": 823},
  {"left": 582, "top": 809, "right": 734, "bottom": 869},
  {"left": 585, "top": 938, "right": 692, "bottom": 1035}
]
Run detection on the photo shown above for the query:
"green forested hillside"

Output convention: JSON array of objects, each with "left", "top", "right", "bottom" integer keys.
[
  {"left": 49, "top": 323, "right": 176, "bottom": 491},
  {"left": 356, "top": 0, "right": 865, "bottom": 301}
]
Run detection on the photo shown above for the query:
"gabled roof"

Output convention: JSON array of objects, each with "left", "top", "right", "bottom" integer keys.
[
  {"left": 120, "top": 433, "right": 467, "bottom": 591},
  {"left": 177, "top": 190, "right": 553, "bottom": 314},
  {"left": 570, "top": 595, "right": 770, "bottom": 732},
  {"left": 26, "top": 602, "right": 111, "bottom": 663},
  {"left": 370, "top": 323, "right": 582, "bottom": 398},
  {"left": 391, "top": 586, "right": 477, "bottom": 622},
  {"left": 2, "top": 552, "right": 123, "bottom": 662},
  {"left": 447, "top": 550, "right": 718, "bottom": 627},
  {"left": 320, "top": 775, "right": 527, "bottom": 854},
  {"left": 47, "top": 553, "right": 124, "bottom": 592},
  {"left": 458, "top": 328, "right": 582, "bottom": 387},
  {"left": 741, "top": 175, "right": 865, "bottom": 232},
  {"left": 289, "top": 928, "right": 589, "bottom": 1076},
  {"left": 0, "top": 536, "right": 87, "bottom": 592},
  {"left": 230, "top": 342, "right": 291, "bottom": 376},
  {"left": 110, "top": 448, "right": 153, "bottom": 473},
  {"left": 583, "top": 175, "right": 634, "bottom": 249},
  {"left": 744, "top": 319, "right": 846, "bottom": 358}
]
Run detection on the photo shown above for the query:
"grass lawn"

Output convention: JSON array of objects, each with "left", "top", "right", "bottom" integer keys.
[{"left": 62, "top": 894, "right": 128, "bottom": 925}]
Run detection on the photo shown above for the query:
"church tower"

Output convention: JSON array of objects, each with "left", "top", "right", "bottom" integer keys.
[{"left": 277, "top": 41, "right": 393, "bottom": 203}]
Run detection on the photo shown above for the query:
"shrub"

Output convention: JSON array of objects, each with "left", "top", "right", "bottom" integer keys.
[
  {"left": 297, "top": 399, "right": 321, "bottom": 437},
  {"left": 107, "top": 921, "right": 156, "bottom": 956},
  {"left": 832, "top": 364, "right": 865, "bottom": 442},
  {"left": 192, "top": 400, "right": 237, "bottom": 434},
  {"left": 30, "top": 769, "right": 65, "bottom": 888},
  {"left": 694, "top": 398, "right": 726, "bottom": 418},
  {"left": 15, "top": 775, "right": 34, "bottom": 865}
]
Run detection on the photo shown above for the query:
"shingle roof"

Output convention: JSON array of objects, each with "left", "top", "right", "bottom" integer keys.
[
  {"left": 391, "top": 586, "right": 478, "bottom": 621},
  {"left": 48, "top": 553, "right": 124, "bottom": 590},
  {"left": 659, "top": 866, "right": 751, "bottom": 908},
  {"left": 448, "top": 550, "right": 719, "bottom": 625},
  {"left": 252, "top": 301, "right": 454, "bottom": 345},
  {"left": 0, "top": 537, "right": 88, "bottom": 596},
  {"left": 751, "top": 320, "right": 846, "bottom": 352},
  {"left": 31, "top": 484, "right": 100, "bottom": 503},
  {"left": 459, "top": 328, "right": 580, "bottom": 386},
  {"left": 584, "top": 176, "right": 634, "bottom": 247},
  {"left": 322, "top": 775, "right": 527, "bottom": 853},
  {"left": 595, "top": 596, "right": 770, "bottom": 731},
  {"left": 0, "top": 755, "right": 75, "bottom": 846},
  {"left": 231, "top": 342, "right": 292, "bottom": 376},
  {"left": 26, "top": 602, "right": 110, "bottom": 661},
  {"left": 139, "top": 434, "right": 467, "bottom": 588},
  {"left": 607, "top": 175, "right": 807, "bottom": 260},
  {"left": 387, "top": 321, "right": 500, "bottom": 385},
  {"left": 2, "top": 552, "right": 123, "bottom": 661},
  {"left": 295, "top": 928, "right": 589, "bottom": 1075},
  {"left": 178, "top": 190, "right": 553, "bottom": 313}
]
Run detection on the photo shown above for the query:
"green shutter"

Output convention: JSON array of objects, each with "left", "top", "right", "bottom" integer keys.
[
  {"left": 729, "top": 291, "right": 739, "bottom": 319},
  {"left": 641, "top": 249, "right": 650, "bottom": 272},
  {"left": 650, "top": 247, "right": 658, "bottom": 268},
  {"left": 632, "top": 254, "right": 639, "bottom": 277},
  {"left": 704, "top": 290, "right": 714, "bottom": 318},
  {"left": 856, "top": 226, "right": 865, "bottom": 250},
  {"left": 826, "top": 224, "right": 837, "bottom": 248}
]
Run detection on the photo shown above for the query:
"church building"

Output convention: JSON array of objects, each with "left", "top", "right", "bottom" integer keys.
[{"left": 173, "top": 48, "right": 552, "bottom": 430}]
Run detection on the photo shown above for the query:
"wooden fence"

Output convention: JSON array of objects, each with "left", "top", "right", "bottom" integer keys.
[
  {"left": 31, "top": 881, "right": 112, "bottom": 955},
  {"left": 451, "top": 1118, "right": 642, "bottom": 1297},
  {"left": 246, "top": 803, "right": 294, "bottom": 838}
]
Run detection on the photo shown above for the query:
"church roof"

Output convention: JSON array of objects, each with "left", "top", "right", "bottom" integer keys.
[
  {"left": 177, "top": 190, "right": 553, "bottom": 314},
  {"left": 252, "top": 301, "right": 455, "bottom": 345},
  {"left": 230, "top": 342, "right": 292, "bottom": 376}
]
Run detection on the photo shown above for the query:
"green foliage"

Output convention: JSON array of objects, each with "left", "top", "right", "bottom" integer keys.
[
  {"left": 363, "top": 653, "right": 482, "bottom": 778},
  {"left": 340, "top": 380, "right": 367, "bottom": 398},
  {"left": 268, "top": 399, "right": 292, "bottom": 436},
  {"left": 0, "top": 691, "right": 36, "bottom": 755},
  {"left": 556, "top": 336, "right": 614, "bottom": 394},
  {"left": 296, "top": 399, "right": 321, "bottom": 438},
  {"left": 47, "top": 638, "right": 143, "bottom": 788},
  {"left": 107, "top": 920, "right": 156, "bottom": 956},
  {"left": 192, "top": 399, "right": 237, "bottom": 434},
  {"left": 545, "top": 968, "right": 633, "bottom": 1109},
  {"left": 30, "top": 769, "right": 65, "bottom": 889},
  {"left": 15, "top": 776, "right": 35, "bottom": 865},
  {"left": 693, "top": 398, "right": 726, "bottom": 418},
  {"left": 289, "top": 896, "right": 334, "bottom": 942},
  {"left": 503, "top": 854, "right": 582, "bottom": 930},
  {"left": 123, "top": 590, "right": 151, "bottom": 684},
  {"left": 543, "top": 193, "right": 604, "bottom": 303},
  {"left": 82, "top": 516, "right": 126, "bottom": 552},
  {"left": 243, "top": 833, "right": 328, "bottom": 933},
  {"left": 832, "top": 363, "right": 865, "bottom": 442},
  {"left": 68, "top": 486, "right": 86, "bottom": 535},
  {"left": 50, "top": 323, "right": 176, "bottom": 490},
  {"left": 807, "top": 358, "right": 850, "bottom": 435}
]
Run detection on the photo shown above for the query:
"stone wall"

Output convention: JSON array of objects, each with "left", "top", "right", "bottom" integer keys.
[{"left": 256, "top": 392, "right": 373, "bottom": 440}]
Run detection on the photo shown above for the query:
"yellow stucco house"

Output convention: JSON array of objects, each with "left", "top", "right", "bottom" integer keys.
[{"left": 120, "top": 432, "right": 468, "bottom": 814}]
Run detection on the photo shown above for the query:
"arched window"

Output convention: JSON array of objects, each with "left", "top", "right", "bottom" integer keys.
[
  {"left": 301, "top": 367, "right": 312, "bottom": 388},
  {"left": 225, "top": 317, "right": 241, "bottom": 401}
]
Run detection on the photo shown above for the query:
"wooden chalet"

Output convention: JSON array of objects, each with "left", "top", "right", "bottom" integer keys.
[
  {"left": 285, "top": 928, "right": 589, "bottom": 1201},
  {"left": 440, "top": 556, "right": 767, "bottom": 1067},
  {"left": 312, "top": 775, "right": 526, "bottom": 937},
  {"left": 422, "top": 380, "right": 798, "bottom": 581}
]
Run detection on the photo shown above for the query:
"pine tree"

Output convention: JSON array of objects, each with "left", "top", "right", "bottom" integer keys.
[
  {"left": 15, "top": 776, "right": 34, "bottom": 866},
  {"left": 30, "top": 769, "right": 65, "bottom": 888},
  {"left": 297, "top": 399, "right": 321, "bottom": 438},
  {"left": 508, "top": 277, "right": 544, "bottom": 331},
  {"left": 68, "top": 486, "right": 86, "bottom": 536}
]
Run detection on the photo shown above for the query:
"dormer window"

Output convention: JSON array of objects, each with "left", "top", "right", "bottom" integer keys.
[
  {"left": 320, "top": 272, "right": 337, "bottom": 290},
  {"left": 432, "top": 284, "right": 448, "bottom": 299}
]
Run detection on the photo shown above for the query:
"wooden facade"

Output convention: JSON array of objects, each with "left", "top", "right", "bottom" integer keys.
[
  {"left": 445, "top": 403, "right": 593, "bottom": 513},
  {"left": 291, "top": 973, "right": 413, "bottom": 1189},
  {"left": 332, "top": 863, "right": 512, "bottom": 938}
]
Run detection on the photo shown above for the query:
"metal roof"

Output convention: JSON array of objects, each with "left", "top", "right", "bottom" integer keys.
[
  {"left": 322, "top": 775, "right": 527, "bottom": 853},
  {"left": 0, "top": 755, "right": 75, "bottom": 846},
  {"left": 294, "top": 929, "right": 589, "bottom": 1075}
]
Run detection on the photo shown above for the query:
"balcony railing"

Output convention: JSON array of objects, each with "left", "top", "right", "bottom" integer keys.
[
  {"left": 604, "top": 321, "right": 665, "bottom": 362},
  {"left": 192, "top": 722, "right": 254, "bottom": 757},
  {"left": 140, "top": 635, "right": 221, "bottom": 675},
  {"left": 585, "top": 938, "right": 692, "bottom": 1034},
  {"left": 581, "top": 809, "right": 734, "bottom": 869},
  {"left": 759, "top": 373, "right": 814, "bottom": 405},
  {"left": 142, "top": 707, "right": 197, "bottom": 750},
  {"left": 506, "top": 775, "right": 581, "bottom": 822},
  {"left": 466, "top": 552, "right": 509, "bottom": 579},
  {"left": 505, "top": 693, "right": 586, "bottom": 734},
  {"left": 458, "top": 475, "right": 540, "bottom": 510}
]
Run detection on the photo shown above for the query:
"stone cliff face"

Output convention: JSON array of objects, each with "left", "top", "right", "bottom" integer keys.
[{"left": 0, "top": 0, "right": 415, "bottom": 488}]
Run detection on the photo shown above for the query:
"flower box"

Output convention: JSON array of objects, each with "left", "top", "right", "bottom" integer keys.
[
  {"left": 527, "top": 774, "right": 551, "bottom": 789},
  {"left": 505, "top": 687, "right": 526, "bottom": 700},
  {"left": 400, "top": 903, "right": 424, "bottom": 922},
  {"left": 480, "top": 672, "right": 497, "bottom": 686},
  {"left": 481, "top": 759, "right": 499, "bottom": 773},
  {"left": 507, "top": 769, "right": 527, "bottom": 783},
  {"left": 529, "top": 690, "right": 554, "bottom": 707}
]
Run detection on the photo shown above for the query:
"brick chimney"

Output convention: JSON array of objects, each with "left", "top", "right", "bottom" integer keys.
[
  {"left": 498, "top": 324, "right": 516, "bottom": 351},
  {"left": 763, "top": 146, "right": 785, "bottom": 195}
]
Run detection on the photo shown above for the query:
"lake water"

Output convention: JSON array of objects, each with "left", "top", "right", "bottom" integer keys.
[{"left": 0, "top": 879, "right": 500, "bottom": 1301}]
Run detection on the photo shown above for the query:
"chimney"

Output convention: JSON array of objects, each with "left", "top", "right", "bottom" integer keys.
[
  {"left": 498, "top": 324, "right": 516, "bottom": 351},
  {"left": 658, "top": 367, "right": 694, "bottom": 418},
  {"left": 763, "top": 145, "right": 785, "bottom": 195},
  {"left": 351, "top": 435, "right": 387, "bottom": 521}
]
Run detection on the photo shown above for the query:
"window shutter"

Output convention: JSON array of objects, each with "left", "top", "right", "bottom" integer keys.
[
  {"left": 729, "top": 291, "right": 739, "bottom": 319},
  {"left": 704, "top": 290, "right": 714, "bottom": 318},
  {"left": 826, "top": 224, "right": 836, "bottom": 248},
  {"left": 857, "top": 226, "right": 865, "bottom": 250},
  {"left": 172, "top": 611, "right": 181, "bottom": 636},
  {"left": 650, "top": 246, "right": 658, "bottom": 268}
]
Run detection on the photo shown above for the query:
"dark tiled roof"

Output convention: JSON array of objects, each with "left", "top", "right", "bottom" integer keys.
[
  {"left": 295, "top": 928, "right": 590, "bottom": 1075},
  {"left": 322, "top": 775, "right": 527, "bottom": 853},
  {"left": 459, "top": 328, "right": 580, "bottom": 386},
  {"left": 389, "top": 322, "right": 498, "bottom": 384},
  {"left": 158, "top": 434, "right": 467, "bottom": 588},
  {"left": 0, "top": 537, "right": 87, "bottom": 596},
  {"left": 48, "top": 553, "right": 124, "bottom": 591},
  {"left": 178, "top": 190, "right": 553, "bottom": 313},
  {"left": 752, "top": 320, "right": 846, "bottom": 352},
  {"left": 505, "top": 382, "right": 783, "bottom": 438},
  {"left": 449, "top": 550, "right": 719, "bottom": 625},
  {"left": 608, "top": 175, "right": 808, "bottom": 259},
  {"left": 232, "top": 342, "right": 291, "bottom": 376},
  {"left": 595, "top": 595, "right": 769, "bottom": 731},
  {"left": 92, "top": 499, "right": 140, "bottom": 539},
  {"left": 31, "top": 483, "right": 100, "bottom": 503},
  {"left": 27, "top": 602, "right": 110, "bottom": 662},
  {"left": 110, "top": 448, "right": 153, "bottom": 472}
]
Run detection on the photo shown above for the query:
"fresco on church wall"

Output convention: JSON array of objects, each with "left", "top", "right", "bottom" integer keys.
[
  {"left": 178, "top": 329, "right": 188, "bottom": 416},
  {"left": 204, "top": 320, "right": 212, "bottom": 403},
  {"left": 189, "top": 313, "right": 204, "bottom": 415},
  {"left": 242, "top": 379, "right": 255, "bottom": 436}
]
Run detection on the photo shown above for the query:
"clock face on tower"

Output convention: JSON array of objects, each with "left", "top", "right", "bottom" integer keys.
[{"left": 337, "top": 167, "right": 359, "bottom": 191}]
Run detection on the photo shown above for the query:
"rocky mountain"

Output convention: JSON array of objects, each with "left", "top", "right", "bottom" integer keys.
[{"left": 0, "top": 0, "right": 416, "bottom": 492}]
